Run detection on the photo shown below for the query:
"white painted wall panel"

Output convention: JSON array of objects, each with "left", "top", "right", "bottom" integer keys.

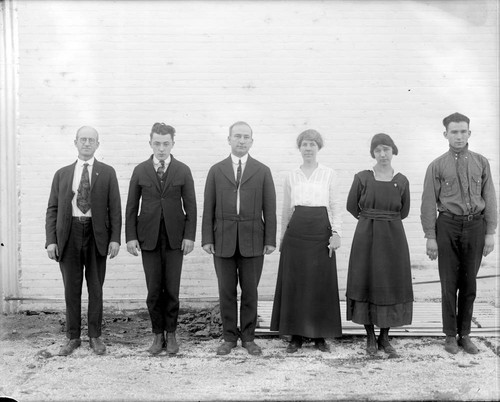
[{"left": 15, "top": 0, "right": 499, "bottom": 308}]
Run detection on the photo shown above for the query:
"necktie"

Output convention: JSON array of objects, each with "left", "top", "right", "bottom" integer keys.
[
  {"left": 236, "top": 159, "right": 242, "bottom": 188},
  {"left": 456, "top": 153, "right": 471, "bottom": 211},
  {"left": 77, "top": 163, "right": 91, "bottom": 214},
  {"left": 157, "top": 160, "right": 165, "bottom": 178}
]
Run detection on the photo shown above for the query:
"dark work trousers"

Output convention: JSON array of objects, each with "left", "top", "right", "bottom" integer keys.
[
  {"left": 59, "top": 218, "right": 107, "bottom": 340},
  {"left": 214, "top": 243, "right": 264, "bottom": 342},
  {"left": 141, "top": 222, "right": 184, "bottom": 334},
  {"left": 436, "top": 213, "right": 485, "bottom": 337}
]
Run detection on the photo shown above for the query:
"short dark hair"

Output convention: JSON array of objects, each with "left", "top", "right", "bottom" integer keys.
[
  {"left": 296, "top": 129, "right": 324, "bottom": 150},
  {"left": 443, "top": 112, "right": 470, "bottom": 129},
  {"left": 370, "top": 133, "right": 398, "bottom": 158},
  {"left": 229, "top": 121, "right": 252, "bottom": 136},
  {"left": 150, "top": 122, "right": 175, "bottom": 139}
]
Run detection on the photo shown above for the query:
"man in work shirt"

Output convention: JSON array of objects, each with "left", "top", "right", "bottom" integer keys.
[{"left": 421, "top": 112, "right": 497, "bottom": 355}]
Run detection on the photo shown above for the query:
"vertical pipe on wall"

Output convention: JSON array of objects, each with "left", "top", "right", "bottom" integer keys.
[{"left": 0, "top": 0, "right": 20, "bottom": 313}]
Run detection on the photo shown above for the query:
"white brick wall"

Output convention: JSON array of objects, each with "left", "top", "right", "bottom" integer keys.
[{"left": 15, "top": 0, "right": 499, "bottom": 309}]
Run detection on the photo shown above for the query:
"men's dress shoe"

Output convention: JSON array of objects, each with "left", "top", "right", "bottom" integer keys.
[
  {"left": 216, "top": 341, "right": 237, "bottom": 356},
  {"left": 286, "top": 337, "right": 303, "bottom": 353},
  {"left": 89, "top": 337, "right": 106, "bottom": 355},
  {"left": 366, "top": 335, "right": 377, "bottom": 356},
  {"left": 458, "top": 335, "right": 479, "bottom": 354},
  {"left": 444, "top": 335, "right": 459, "bottom": 354},
  {"left": 242, "top": 341, "right": 262, "bottom": 356},
  {"left": 148, "top": 333, "right": 165, "bottom": 355},
  {"left": 58, "top": 338, "right": 81, "bottom": 356},
  {"left": 166, "top": 332, "right": 179, "bottom": 355},
  {"left": 314, "top": 338, "right": 330, "bottom": 353},
  {"left": 377, "top": 338, "right": 399, "bottom": 358}
]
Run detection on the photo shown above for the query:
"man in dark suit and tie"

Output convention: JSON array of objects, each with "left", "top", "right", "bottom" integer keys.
[
  {"left": 202, "top": 121, "right": 277, "bottom": 356},
  {"left": 126, "top": 122, "right": 197, "bottom": 355},
  {"left": 46, "top": 126, "right": 122, "bottom": 356}
]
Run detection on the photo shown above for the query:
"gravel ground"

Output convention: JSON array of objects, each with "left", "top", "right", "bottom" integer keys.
[{"left": 1, "top": 308, "right": 499, "bottom": 402}]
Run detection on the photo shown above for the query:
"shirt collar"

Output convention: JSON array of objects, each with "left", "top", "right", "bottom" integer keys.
[
  {"left": 77, "top": 157, "right": 95, "bottom": 166},
  {"left": 449, "top": 143, "right": 469, "bottom": 156},
  {"left": 153, "top": 155, "right": 171, "bottom": 165},
  {"left": 230, "top": 153, "right": 249, "bottom": 165}
]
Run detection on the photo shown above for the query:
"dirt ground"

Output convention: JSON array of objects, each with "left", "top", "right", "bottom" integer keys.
[{"left": 0, "top": 304, "right": 499, "bottom": 402}]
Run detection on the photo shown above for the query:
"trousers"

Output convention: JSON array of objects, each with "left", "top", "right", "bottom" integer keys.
[
  {"left": 59, "top": 219, "right": 106, "bottom": 339},
  {"left": 436, "top": 213, "right": 485, "bottom": 336},
  {"left": 141, "top": 222, "right": 184, "bottom": 333},
  {"left": 214, "top": 243, "right": 264, "bottom": 342}
]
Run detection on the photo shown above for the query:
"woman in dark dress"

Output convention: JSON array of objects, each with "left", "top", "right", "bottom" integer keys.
[
  {"left": 271, "top": 129, "right": 342, "bottom": 353},
  {"left": 346, "top": 133, "right": 413, "bottom": 357}
]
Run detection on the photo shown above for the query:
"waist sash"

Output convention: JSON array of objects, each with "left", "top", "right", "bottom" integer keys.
[{"left": 359, "top": 208, "right": 401, "bottom": 221}]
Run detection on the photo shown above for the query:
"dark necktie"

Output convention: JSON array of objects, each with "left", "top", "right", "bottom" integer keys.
[
  {"left": 76, "top": 163, "right": 91, "bottom": 214},
  {"left": 157, "top": 160, "right": 165, "bottom": 178},
  {"left": 236, "top": 159, "right": 242, "bottom": 188}
]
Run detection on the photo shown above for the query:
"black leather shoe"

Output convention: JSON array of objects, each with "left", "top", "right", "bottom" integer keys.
[
  {"left": 286, "top": 336, "right": 303, "bottom": 353},
  {"left": 242, "top": 340, "right": 262, "bottom": 356},
  {"left": 314, "top": 338, "right": 330, "bottom": 353},
  {"left": 58, "top": 338, "right": 81, "bottom": 356},
  {"left": 444, "top": 335, "right": 459, "bottom": 354},
  {"left": 148, "top": 333, "right": 165, "bottom": 355},
  {"left": 377, "top": 338, "right": 398, "bottom": 358},
  {"left": 166, "top": 331, "right": 179, "bottom": 355},
  {"left": 216, "top": 341, "right": 237, "bottom": 356},
  {"left": 366, "top": 335, "right": 377, "bottom": 356},
  {"left": 89, "top": 337, "right": 106, "bottom": 355},
  {"left": 458, "top": 335, "right": 479, "bottom": 354}
]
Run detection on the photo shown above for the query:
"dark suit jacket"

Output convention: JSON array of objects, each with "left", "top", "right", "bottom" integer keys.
[
  {"left": 45, "top": 159, "right": 122, "bottom": 259},
  {"left": 125, "top": 155, "right": 197, "bottom": 250},
  {"left": 202, "top": 155, "right": 276, "bottom": 258}
]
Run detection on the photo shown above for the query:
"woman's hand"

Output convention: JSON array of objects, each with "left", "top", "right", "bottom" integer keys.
[{"left": 328, "top": 233, "right": 341, "bottom": 258}]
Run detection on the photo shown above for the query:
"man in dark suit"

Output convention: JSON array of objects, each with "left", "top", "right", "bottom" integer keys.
[
  {"left": 45, "top": 126, "right": 122, "bottom": 356},
  {"left": 126, "top": 122, "right": 197, "bottom": 355},
  {"left": 202, "top": 121, "right": 277, "bottom": 356}
]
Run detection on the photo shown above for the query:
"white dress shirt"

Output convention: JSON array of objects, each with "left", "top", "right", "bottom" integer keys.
[
  {"left": 281, "top": 163, "right": 342, "bottom": 239},
  {"left": 153, "top": 155, "right": 171, "bottom": 175},
  {"left": 231, "top": 153, "right": 248, "bottom": 214},
  {"left": 72, "top": 157, "right": 94, "bottom": 217}
]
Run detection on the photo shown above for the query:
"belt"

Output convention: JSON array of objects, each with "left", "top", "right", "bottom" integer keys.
[
  {"left": 440, "top": 211, "right": 483, "bottom": 221},
  {"left": 72, "top": 216, "right": 92, "bottom": 222}
]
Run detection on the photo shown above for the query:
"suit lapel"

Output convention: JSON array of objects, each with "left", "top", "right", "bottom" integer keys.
[
  {"left": 240, "top": 155, "right": 259, "bottom": 186},
  {"left": 66, "top": 162, "right": 77, "bottom": 198},
  {"left": 90, "top": 159, "right": 101, "bottom": 191},
  {"left": 220, "top": 156, "right": 236, "bottom": 186},
  {"left": 146, "top": 156, "right": 161, "bottom": 192},
  {"left": 162, "top": 155, "right": 180, "bottom": 193}
]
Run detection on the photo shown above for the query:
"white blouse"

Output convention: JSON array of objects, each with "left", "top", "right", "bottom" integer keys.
[{"left": 281, "top": 163, "right": 342, "bottom": 240}]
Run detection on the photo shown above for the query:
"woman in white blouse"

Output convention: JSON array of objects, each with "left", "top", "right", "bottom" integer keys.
[{"left": 270, "top": 129, "right": 343, "bottom": 353}]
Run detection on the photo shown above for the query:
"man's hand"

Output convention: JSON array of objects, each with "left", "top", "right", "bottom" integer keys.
[
  {"left": 181, "top": 239, "right": 194, "bottom": 255},
  {"left": 328, "top": 233, "right": 341, "bottom": 258},
  {"left": 108, "top": 242, "right": 120, "bottom": 259},
  {"left": 202, "top": 243, "right": 215, "bottom": 254},
  {"left": 127, "top": 240, "right": 141, "bottom": 256},
  {"left": 426, "top": 238, "right": 438, "bottom": 260},
  {"left": 263, "top": 245, "right": 276, "bottom": 255},
  {"left": 483, "top": 234, "right": 495, "bottom": 257},
  {"left": 46, "top": 243, "right": 59, "bottom": 261}
]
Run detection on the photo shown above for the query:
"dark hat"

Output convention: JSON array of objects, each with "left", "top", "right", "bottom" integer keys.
[{"left": 370, "top": 133, "right": 398, "bottom": 158}]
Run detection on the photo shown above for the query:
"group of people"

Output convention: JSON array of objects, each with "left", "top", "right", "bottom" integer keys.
[{"left": 45, "top": 112, "right": 497, "bottom": 359}]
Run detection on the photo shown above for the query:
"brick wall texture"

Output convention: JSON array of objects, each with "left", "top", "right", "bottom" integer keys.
[{"left": 16, "top": 0, "right": 499, "bottom": 308}]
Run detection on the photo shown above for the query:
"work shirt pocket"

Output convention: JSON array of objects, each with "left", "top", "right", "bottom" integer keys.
[{"left": 441, "top": 177, "right": 458, "bottom": 197}]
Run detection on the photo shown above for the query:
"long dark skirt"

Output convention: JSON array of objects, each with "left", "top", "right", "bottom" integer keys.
[{"left": 270, "top": 206, "right": 342, "bottom": 338}]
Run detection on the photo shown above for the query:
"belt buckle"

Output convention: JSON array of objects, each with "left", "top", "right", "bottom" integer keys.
[{"left": 467, "top": 214, "right": 474, "bottom": 221}]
